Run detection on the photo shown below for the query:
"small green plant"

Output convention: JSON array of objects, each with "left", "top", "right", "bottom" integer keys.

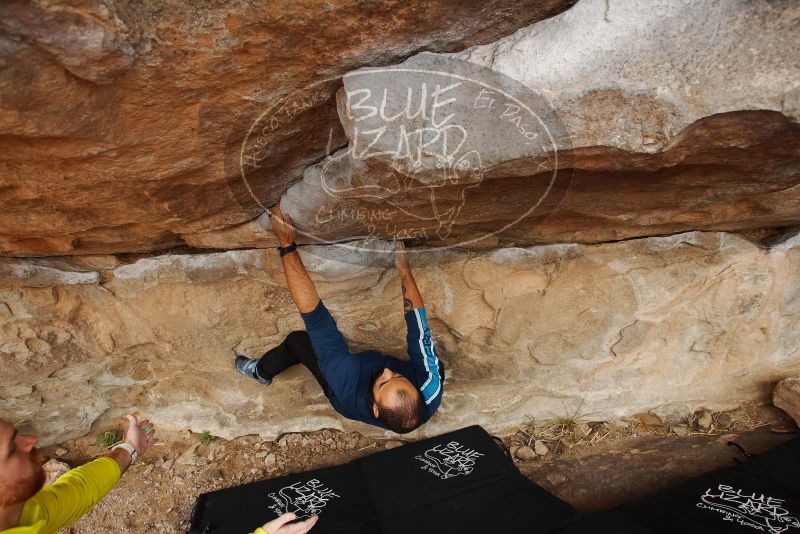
[
  {"left": 96, "top": 430, "right": 121, "bottom": 448},
  {"left": 199, "top": 430, "right": 216, "bottom": 446},
  {"left": 525, "top": 399, "right": 602, "bottom": 443},
  {"left": 544, "top": 399, "right": 596, "bottom": 438}
]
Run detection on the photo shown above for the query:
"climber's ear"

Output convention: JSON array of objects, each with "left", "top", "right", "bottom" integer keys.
[{"left": 372, "top": 402, "right": 380, "bottom": 418}]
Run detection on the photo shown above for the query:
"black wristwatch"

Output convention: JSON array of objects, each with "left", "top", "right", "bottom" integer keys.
[{"left": 278, "top": 242, "right": 297, "bottom": 257}]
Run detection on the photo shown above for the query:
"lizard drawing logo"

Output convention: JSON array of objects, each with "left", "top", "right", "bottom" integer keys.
[
  {"left": 226, "top": 55, "right": 573, "bottom": 256},
  {"left": 415, "top": 440, "right": 484, "bottom": 480},
  {"left": 697, "top": 483, "right": 800, "bottom": 533},
  {"left": 267, "top": 479, "right": 340, "bottom": 519},
  {"left": 317, "top": 69, "right": 530, "bottom": 242}
]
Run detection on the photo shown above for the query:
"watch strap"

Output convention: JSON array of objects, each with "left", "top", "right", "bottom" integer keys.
[
  {"left": 112, "top": 441, "right": 138, "bottom": 462},
  {"left": 278, "top": 242, "right": 297, "bottom": 257}
]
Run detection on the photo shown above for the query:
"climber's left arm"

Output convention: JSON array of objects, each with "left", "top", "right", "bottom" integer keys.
[
  {"left": 395, "top": 242, "right": 443, "bottom": 408},
  {"left": 395, "top": 242, "right": 424, "bottom": 313}
]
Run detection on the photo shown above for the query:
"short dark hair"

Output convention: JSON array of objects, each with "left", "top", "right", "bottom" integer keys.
[{"left": 378, "top": 388, "right": 424, "bottom": 434}]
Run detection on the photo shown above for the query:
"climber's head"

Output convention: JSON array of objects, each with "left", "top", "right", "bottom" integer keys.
[
  {"left": 371, "top": 368, "right": 424, "bottom": 434},
  {"left": 0, "top": 418, "right": 45, "bottom": 508}
]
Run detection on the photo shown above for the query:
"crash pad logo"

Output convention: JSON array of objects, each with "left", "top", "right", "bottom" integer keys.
[
  {"left": 697, "top": 483, "right": 800, "bottom": 533},
  {"left": 267, "top": 479, "right": 340, "bottom": 519},
  {"left": 415, "top": 440, "right": 484, "bottom": 480}
]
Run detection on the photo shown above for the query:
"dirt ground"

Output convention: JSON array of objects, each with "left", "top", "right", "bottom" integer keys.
[{"left": 43, "top": 404, "right": 797, "bottom": 533}]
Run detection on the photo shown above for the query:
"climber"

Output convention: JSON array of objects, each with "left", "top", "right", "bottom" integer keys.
[
  {"left": 235, "top": 203, "right": 444, "bottom": 434},
  {"left": 0, "top": 414, "right": 156, "bottom": 534}
]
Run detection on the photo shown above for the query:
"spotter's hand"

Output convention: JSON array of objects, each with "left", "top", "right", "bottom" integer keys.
[
  {"left": 125, "top": 414, "right": 156, "bottom": 456},
  {"left": 261, "top": 513, "right": 318, "bottom": 534}
]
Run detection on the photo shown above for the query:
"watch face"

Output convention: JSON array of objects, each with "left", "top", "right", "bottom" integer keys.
[{"left": 115, "top": 443, "right": 136, "bottom": 461}]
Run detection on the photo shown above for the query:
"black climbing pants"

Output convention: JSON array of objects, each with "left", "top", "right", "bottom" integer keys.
[{"left": 256, "top": 331, "right": 329, "bottom": 393}]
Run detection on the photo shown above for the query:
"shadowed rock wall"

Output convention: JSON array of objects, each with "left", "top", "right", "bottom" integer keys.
[
  {"left": 1, "top": 0, "right": 797, "bottom": 255},
  {"left": 282, "top": 0, "right": 800, "bottom": 247},
  {"left": 0, "top": 0, "right": 575, "bottom": 256}
]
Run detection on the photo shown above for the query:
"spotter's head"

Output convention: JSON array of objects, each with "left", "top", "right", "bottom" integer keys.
[{"left": 0, "top": 418, "right": 44, "bottom": 508}]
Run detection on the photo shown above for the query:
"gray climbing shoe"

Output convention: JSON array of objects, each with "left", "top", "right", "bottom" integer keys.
[{"left": 234, "top": 355, "right": 272, "bottom": 385}]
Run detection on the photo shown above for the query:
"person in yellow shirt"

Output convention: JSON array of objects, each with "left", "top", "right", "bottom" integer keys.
[{"left": 0, "top": 414, "right": 156, "bottom": 534}]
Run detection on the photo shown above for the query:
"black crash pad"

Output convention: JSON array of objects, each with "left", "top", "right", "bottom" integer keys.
[
  {"left": 558, "top": 437, "right": 800, "bottom": 534},
  {"left": 189, "top": 425, "right": 579, "bottom": 534}
]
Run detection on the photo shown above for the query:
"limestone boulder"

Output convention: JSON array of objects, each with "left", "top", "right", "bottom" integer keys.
[
  {"left": 774, "top": 378, "right": 800, "bottom": 427},
  {"left": 0, "top": 0, "right": 574, "bottom": 256},
  {"left": 42, "top": 459, "right": 71, "bottom": 486},
  {"left": 2, "top": 0, "right": 798, "bottom": 256},
  {"left": 282, "top": 0, "right": 800, "bottom": 248},
  {"left": 1, "top": 0, "right": 799, "bottom": 448},
  {"left": 2, "top": 230, "right": 798, "bottom": 445}
]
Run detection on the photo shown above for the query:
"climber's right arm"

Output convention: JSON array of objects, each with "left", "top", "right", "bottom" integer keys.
[
  {"left": 270, "top": 203, "right": 320, "bottom": 313},
  {"left": 270, "top": 204, "right": 358, "bottom": 398}
]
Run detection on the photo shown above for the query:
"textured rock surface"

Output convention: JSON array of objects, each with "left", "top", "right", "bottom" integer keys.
[
  {"left": 0, "top": 0, "right": 574, "bottom": 256},
  {"left": 42, "top": 459, "right": 71, "bottom": 486},
  {"left": 2, "top": 1, "right": 796, "bottom": 255},
  {"left": 2, "top": 230, "right": 798, "bottom": 445},
  {"left": 773, "top": 377, "right": 800, "bottom": 426},
  {"left": 1, "top": 0, "right": 799, "bottom": 449},
  {"left": 283, "top": 0, "right": 800, "bottom": 247}
]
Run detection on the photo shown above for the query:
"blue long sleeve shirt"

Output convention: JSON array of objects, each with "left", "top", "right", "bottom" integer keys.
[{"left": 300, "top": 300, "right": 444, "bottom": 429}]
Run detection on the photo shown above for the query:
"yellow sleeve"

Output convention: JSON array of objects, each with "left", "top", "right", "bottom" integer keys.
[
  {"left": 251, "top": 529, "right": 268, "bottom": 534},
  {"left": 18, "top": 457, "right": 121, "bottom": 534}
]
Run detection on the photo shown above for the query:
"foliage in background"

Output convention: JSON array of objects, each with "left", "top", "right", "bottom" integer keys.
[
  {"left": 96, "top": 430, "right": 121, "bottom": 448},
  {"left": 199, "top": 430, "right": 216, "bottom": 446}
]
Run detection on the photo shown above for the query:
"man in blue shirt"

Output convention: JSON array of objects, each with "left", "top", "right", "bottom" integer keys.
[{"left": 235, "top": 204, "right": 444, "bottom": 433}]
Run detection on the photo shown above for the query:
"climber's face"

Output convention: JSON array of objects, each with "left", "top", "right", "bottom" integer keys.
[
  {"left": 371, "top": 367, "right": 416, "bottom": 413},
  {"left": 0, "top": 419, "right": 45, "bottom": 507}
]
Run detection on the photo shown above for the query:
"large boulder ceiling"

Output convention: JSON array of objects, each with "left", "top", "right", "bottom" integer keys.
[{"left": 1, "top": 0, "right": 799, "bottom": 444}]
